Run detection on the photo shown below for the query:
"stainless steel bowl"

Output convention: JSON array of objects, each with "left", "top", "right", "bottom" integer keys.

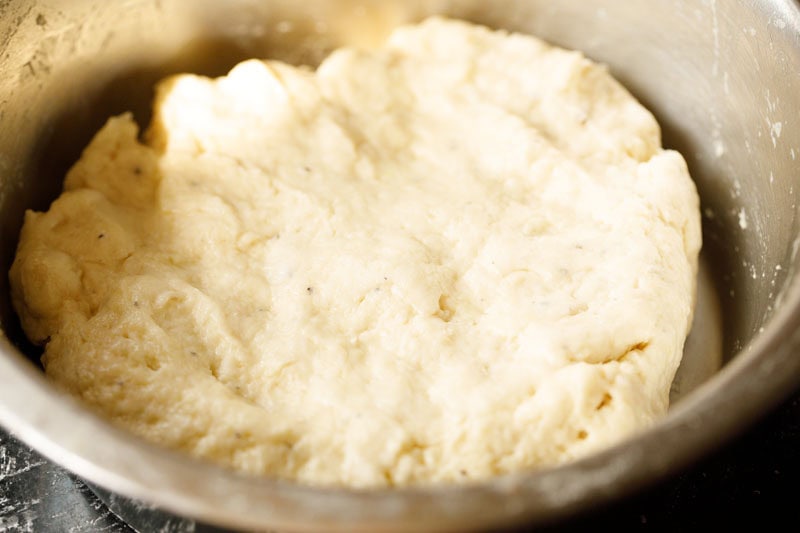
[{"left": 1, "top": 1, "right": 799, "bottom": 531}]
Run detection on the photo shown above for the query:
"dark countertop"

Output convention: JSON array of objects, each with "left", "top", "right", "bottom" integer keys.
[{"left": 1, "top": 389, "right": 799, "bottom": 532}]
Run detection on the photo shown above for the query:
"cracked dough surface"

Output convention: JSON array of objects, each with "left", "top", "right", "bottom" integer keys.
[{"left": 10, "top": 17, "right": 701, "bottom": 487}]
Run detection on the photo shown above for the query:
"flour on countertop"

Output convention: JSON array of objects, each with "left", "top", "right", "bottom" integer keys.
[
  {"left": 0, "top": 431, "right": 126, "bottom": 532},
  {"left": 9, "top": 17, "right": 701, "bottom": 487}
]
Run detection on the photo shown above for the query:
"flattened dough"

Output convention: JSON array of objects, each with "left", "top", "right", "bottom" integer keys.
[{"left": 10, "top": 17, "right": 701, "bottom": 487}]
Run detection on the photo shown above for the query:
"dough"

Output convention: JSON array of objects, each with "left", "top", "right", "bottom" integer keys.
[{"left": 9, "top": 17, "right": 701, "bottom": 487}]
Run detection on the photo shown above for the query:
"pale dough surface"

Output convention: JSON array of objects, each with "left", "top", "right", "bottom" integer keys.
[{"left": 10, "top": 18, "right": 701, "bottom": 487}]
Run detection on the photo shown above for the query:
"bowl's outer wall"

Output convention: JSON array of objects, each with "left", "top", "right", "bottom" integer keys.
[{"left": 1, "top": 1, "right": 800, "bottom": 532}]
